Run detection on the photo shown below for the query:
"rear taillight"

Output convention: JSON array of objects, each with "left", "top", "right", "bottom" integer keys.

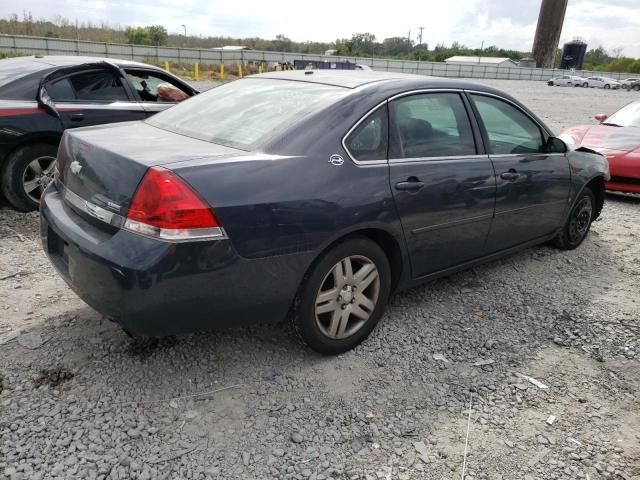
[{"left": 124, "top": 166, "right": 225, "bottom": 242}]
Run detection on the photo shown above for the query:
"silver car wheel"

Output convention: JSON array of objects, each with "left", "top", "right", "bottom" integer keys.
[
  {"left": 22, "top": 155, "right": 56, "bottom": 204},
  {"left": 314, "top": 255, "right": 380, "bottom": 340}
]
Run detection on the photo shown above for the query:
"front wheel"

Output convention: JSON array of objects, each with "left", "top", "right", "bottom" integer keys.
[
  {"left": 1, "top": 143, "right": 57, "bottom": 211},
  {"left": 583, "top": 82, "right": 589, "bottom": 88},
  {"left": 554, "top": 188, "right": 595, "bottom": 250},
  {"left": 292, "top": 237, "right": 391, "bottom": 354},
  {"left": 604, "top": 84, "right": 611, "bottom": 89}
]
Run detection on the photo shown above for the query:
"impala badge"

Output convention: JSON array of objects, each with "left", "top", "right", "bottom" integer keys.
[
  {"left": 329, "top": 154, "right": 344, "bottom": 166},
  {"left": 70, "top": 160, "right": 83, "bottom": 175}
]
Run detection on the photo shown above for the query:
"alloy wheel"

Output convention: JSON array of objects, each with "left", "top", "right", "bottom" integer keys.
[
  {"left": 568, "top": 196, "right": 593, "bottom": 244},
  {"left": 314, "top": 255, "right": 380, "bottom": 340},
  {"left": 22, "top": 156, "right": 56, "bottom": 204}
]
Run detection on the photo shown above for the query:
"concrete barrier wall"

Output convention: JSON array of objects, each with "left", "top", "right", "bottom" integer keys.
[{"left": 0, "top": 34, "right": 632, "bottom": 81}]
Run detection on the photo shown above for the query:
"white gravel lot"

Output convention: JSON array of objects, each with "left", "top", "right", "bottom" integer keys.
[{"left": 1, "top": 79, "right": 639, "bottom": 480}]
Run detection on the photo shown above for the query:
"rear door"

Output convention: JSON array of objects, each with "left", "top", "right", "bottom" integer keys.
[
  {"left": 387, "top": 91, "right": 496, "bottom": 278},
  {"left": 468, "top": 93, "right": 570, "bottom": 252},
  {"left": 45, "top": 68, "right": 147, "bottom": 128}
]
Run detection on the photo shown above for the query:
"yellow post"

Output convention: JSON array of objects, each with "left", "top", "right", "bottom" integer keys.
[
  {"left": 238, "top": 63, "right": 243, "bottom": 78},
  {"left": 258, "top": 63, "right": 263, "bottom": 74},
  {"left": 164, "top": 61, "right": 170, "bottom": 72},
  {"left": 220, "top": 64, "right": 225, "bottom": 80},
  {"left": 194, "top": 63, "right": 199, "bottom": 81}
]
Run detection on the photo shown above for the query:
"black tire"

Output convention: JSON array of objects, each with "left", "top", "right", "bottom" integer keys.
[
  {"left": 604, "top": 84, "right": 610, "bottom": 89},
  {"left": 1, "top": 143, "right": 57, "bottom": 212},
  {"left": 583, "top": 82, "right": 589, "bottom": 88},
  {"left": 633, "top": 84, "right": 640, "bottom": 91},
  {"left": 554, "top": 188, "right": 595, "bottom": 250},
  {"left": 292, "top": 236, "right": 391, "bottom": 355}
]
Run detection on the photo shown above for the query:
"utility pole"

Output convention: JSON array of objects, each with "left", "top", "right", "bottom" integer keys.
[
  {"left": 408, "top": 30, "right": 411, "bottom": 54},
  {"left": 479, "top": 40, "right": 484, "bottom": 63},
  {"left": 417, "top": 26, "right": 424, "bottom": 74}
]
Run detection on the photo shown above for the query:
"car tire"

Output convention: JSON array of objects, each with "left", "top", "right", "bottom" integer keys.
[
  {"left": 554, "top": 187, "right": 595, "bottom": 250},
  {"left": 604, "top": 84, "right": 610, "bottom": 89},
  {"left": 1, "top": 143, "right": 57, "bottom": 212},
  {"left": 583, "top": 82, "right": 589, "bottom": 88},
  {"left": 633, "top": 84, "right": 640, "bottom": 91},
  {"left": 292, "top": 236, "right": 391, "bottom": 355}
]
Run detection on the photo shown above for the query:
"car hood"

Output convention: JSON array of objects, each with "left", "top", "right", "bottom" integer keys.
[{"left": 562, "top": 124, "right": 640, "bottom": 153}]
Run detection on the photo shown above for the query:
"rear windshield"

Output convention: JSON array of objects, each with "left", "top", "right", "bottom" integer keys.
[
  {"left": 0, "top": 58, "right": 45, "bottom": 87},
  {"left": 607, "top": 102, "right": 640, "bottom": 128},
  {"left": 146, "top": 78, "right": 347, "bottom": 149}
]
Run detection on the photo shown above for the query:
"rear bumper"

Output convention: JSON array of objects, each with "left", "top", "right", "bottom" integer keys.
[{"left": 40, "top": 185, "right": 312, "bottom": 335}]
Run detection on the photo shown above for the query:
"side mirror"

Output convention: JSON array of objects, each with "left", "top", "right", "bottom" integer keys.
[
  {"left": 546, "top": 136, "right": 567, "bottom": 154},
  {"left": 594, "top": 113, "right": 608, "bottom": 123}
]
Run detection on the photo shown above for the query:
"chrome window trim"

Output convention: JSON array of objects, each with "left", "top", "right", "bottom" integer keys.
[
  {"left": 341, "top": 100, "right": 388, "bottom": 166},
  {"left": 489, "top": 153, "right": 566, "bottom": 158},
  {"left": 387, "top": 88, "right": 465, "bottom": 102},
  {"left": 389, "top": 154, "right": 490, "bottom": 164}
]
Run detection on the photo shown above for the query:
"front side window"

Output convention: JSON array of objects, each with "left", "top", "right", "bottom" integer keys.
[
  {"left": 390, "top": 92, "right": 477, "bottom": 159},
  {"left": 470, "top": 94, "right": 544, "bottom": 155},
  {"left": 345, "top": 106, "right": 387, "bottom": 161},
  {"left": 57, "top": 70, "right": 129, "bottom": 102}
]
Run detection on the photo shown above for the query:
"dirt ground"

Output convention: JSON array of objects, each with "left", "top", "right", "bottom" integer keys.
[{"left": 1, "top": 80, "right": 639, "bottom": 480}]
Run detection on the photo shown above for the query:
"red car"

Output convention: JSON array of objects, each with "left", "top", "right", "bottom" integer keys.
[{"left": 562, "top": 100, "right": 640, "bottom": 194}]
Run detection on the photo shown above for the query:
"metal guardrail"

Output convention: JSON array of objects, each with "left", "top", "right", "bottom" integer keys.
[{"left": 0, "top": 34, "right": 632, "bottom": 81}]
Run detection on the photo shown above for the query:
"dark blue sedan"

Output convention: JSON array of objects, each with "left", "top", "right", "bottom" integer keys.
[{"left": 40, "top": 71, "right": 609, "bottom": 354}]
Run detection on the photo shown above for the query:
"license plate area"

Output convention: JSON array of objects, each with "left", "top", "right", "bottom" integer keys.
[{"left": 47, "top": 227, "right": 70, "bottom": 274}]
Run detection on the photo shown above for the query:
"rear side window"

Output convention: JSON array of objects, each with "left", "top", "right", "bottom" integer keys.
[
  {"left": 345, "top": 106, "right": 388, "bottom": 161},
  {"left": 47, "top": 78, "right": 76, "bottom": 101},
  {"left": 65, "top": 70, "right": 129, "bottom": 101},
  {"left": 390, "top": 92, "right": 477, "bottom": 159},
  {"left": 470, "top": 94, "right": 544, "bottom": 155}
]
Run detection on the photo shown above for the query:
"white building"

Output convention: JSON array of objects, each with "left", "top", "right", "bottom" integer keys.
[{"left": 444, "top": 56, "right": 518, "bottom": 67}]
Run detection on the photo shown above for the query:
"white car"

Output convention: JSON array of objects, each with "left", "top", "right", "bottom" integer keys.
[
  {"left": 547, "top": 75, "right": 587, "bottom": 87},
  {"left": 584, "top": 76, "right": 621, "bottom": 89},
  {"left": 355, "top": 64, "right": 373, "bottom": 71},
  {"left": 620, "top": 78, "right": 640, "bottom": 89}
]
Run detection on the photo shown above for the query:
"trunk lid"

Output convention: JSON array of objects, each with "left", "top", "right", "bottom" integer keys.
[{"left": 58, "top": 121, "right": 246, "bottom": 217}]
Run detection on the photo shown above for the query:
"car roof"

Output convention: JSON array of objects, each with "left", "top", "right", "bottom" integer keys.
[
  {"left": 253, "top": 70, "right": 499, "bottom": 91},
  {"left": 0, "top": 55, "right": 161, "bottom": 70}
]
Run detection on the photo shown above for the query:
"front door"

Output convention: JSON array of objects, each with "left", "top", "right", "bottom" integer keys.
[
  {"left": 468, "top": 93, "right": 570, "bottom": 252},
  {"left": 388, "top": 91, "right": 496, "bottom": 278},
  {"left": 45, "top": 68, "right": 147, "bottom": 129}
]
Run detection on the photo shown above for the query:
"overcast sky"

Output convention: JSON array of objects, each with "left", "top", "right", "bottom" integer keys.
[{"left": 3, "top": 0, "right": 640, "bottom": 57}]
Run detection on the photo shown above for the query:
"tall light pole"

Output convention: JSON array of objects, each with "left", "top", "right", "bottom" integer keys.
[
  {"left": 181, "top": 24, "right": 187, "bottom": 46},
  {"left": 417, "top": 26, "right": 424, "bottom": 74}
]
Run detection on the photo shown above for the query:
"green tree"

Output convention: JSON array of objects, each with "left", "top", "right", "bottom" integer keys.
[
  {"left": 146, "top": 25, "right": 168, "bottom": 46},
  {"left": 124, "top": 26, "right": 151, "bottom": 45}
]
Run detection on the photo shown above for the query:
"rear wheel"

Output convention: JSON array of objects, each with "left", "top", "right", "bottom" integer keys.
[
  {"left": 583, "top": 82, "right": 589, "bottom": 88},
  {"left": 633, "top": 84, "right": 640, "bottom": 91},
  {"left": 604, "top": 84, "right": 611, "bottom": 89},
  {"left": 1, "top": 144, "right": 57, "bottom": 211},
  {"left": 292, "top": 237, "right": 391, "bottom": 354},
  {"left": 554, "top": 188, "right": 595, "bottom": 250}
]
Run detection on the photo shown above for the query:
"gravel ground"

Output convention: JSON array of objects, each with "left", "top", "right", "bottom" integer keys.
[{"left": 1, "top": 80, "right": 639, "bottom": 480}]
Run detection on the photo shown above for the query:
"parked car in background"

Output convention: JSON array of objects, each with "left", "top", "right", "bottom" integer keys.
[
  {"left": 562, "top": 100, "right": 640, "bottom": 194},
  {"left": 41, "top": 71, "right": 608, "bottom": 354},
  {"left": 584, "top": 76, "right": 621, "bottom": 89},
  {"left": 620, "top": 78, "right": 640, "bottom": 90},
  {"left": 0, "top": 55, "right": 198, "bottom": 211},
  {"left": 547, "top": 75, "right": 586, "bottom": 87}
]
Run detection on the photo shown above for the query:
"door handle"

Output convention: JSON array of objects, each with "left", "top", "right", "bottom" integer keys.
[
  {"left": 500, "top": 170, "right": 520, "bottom": 181},
  {"left": 395, "top": 178, "right": 424, "bottom": 191},
  {"left": 70, "top": 113, "right": 85, "bottom": 122}
]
